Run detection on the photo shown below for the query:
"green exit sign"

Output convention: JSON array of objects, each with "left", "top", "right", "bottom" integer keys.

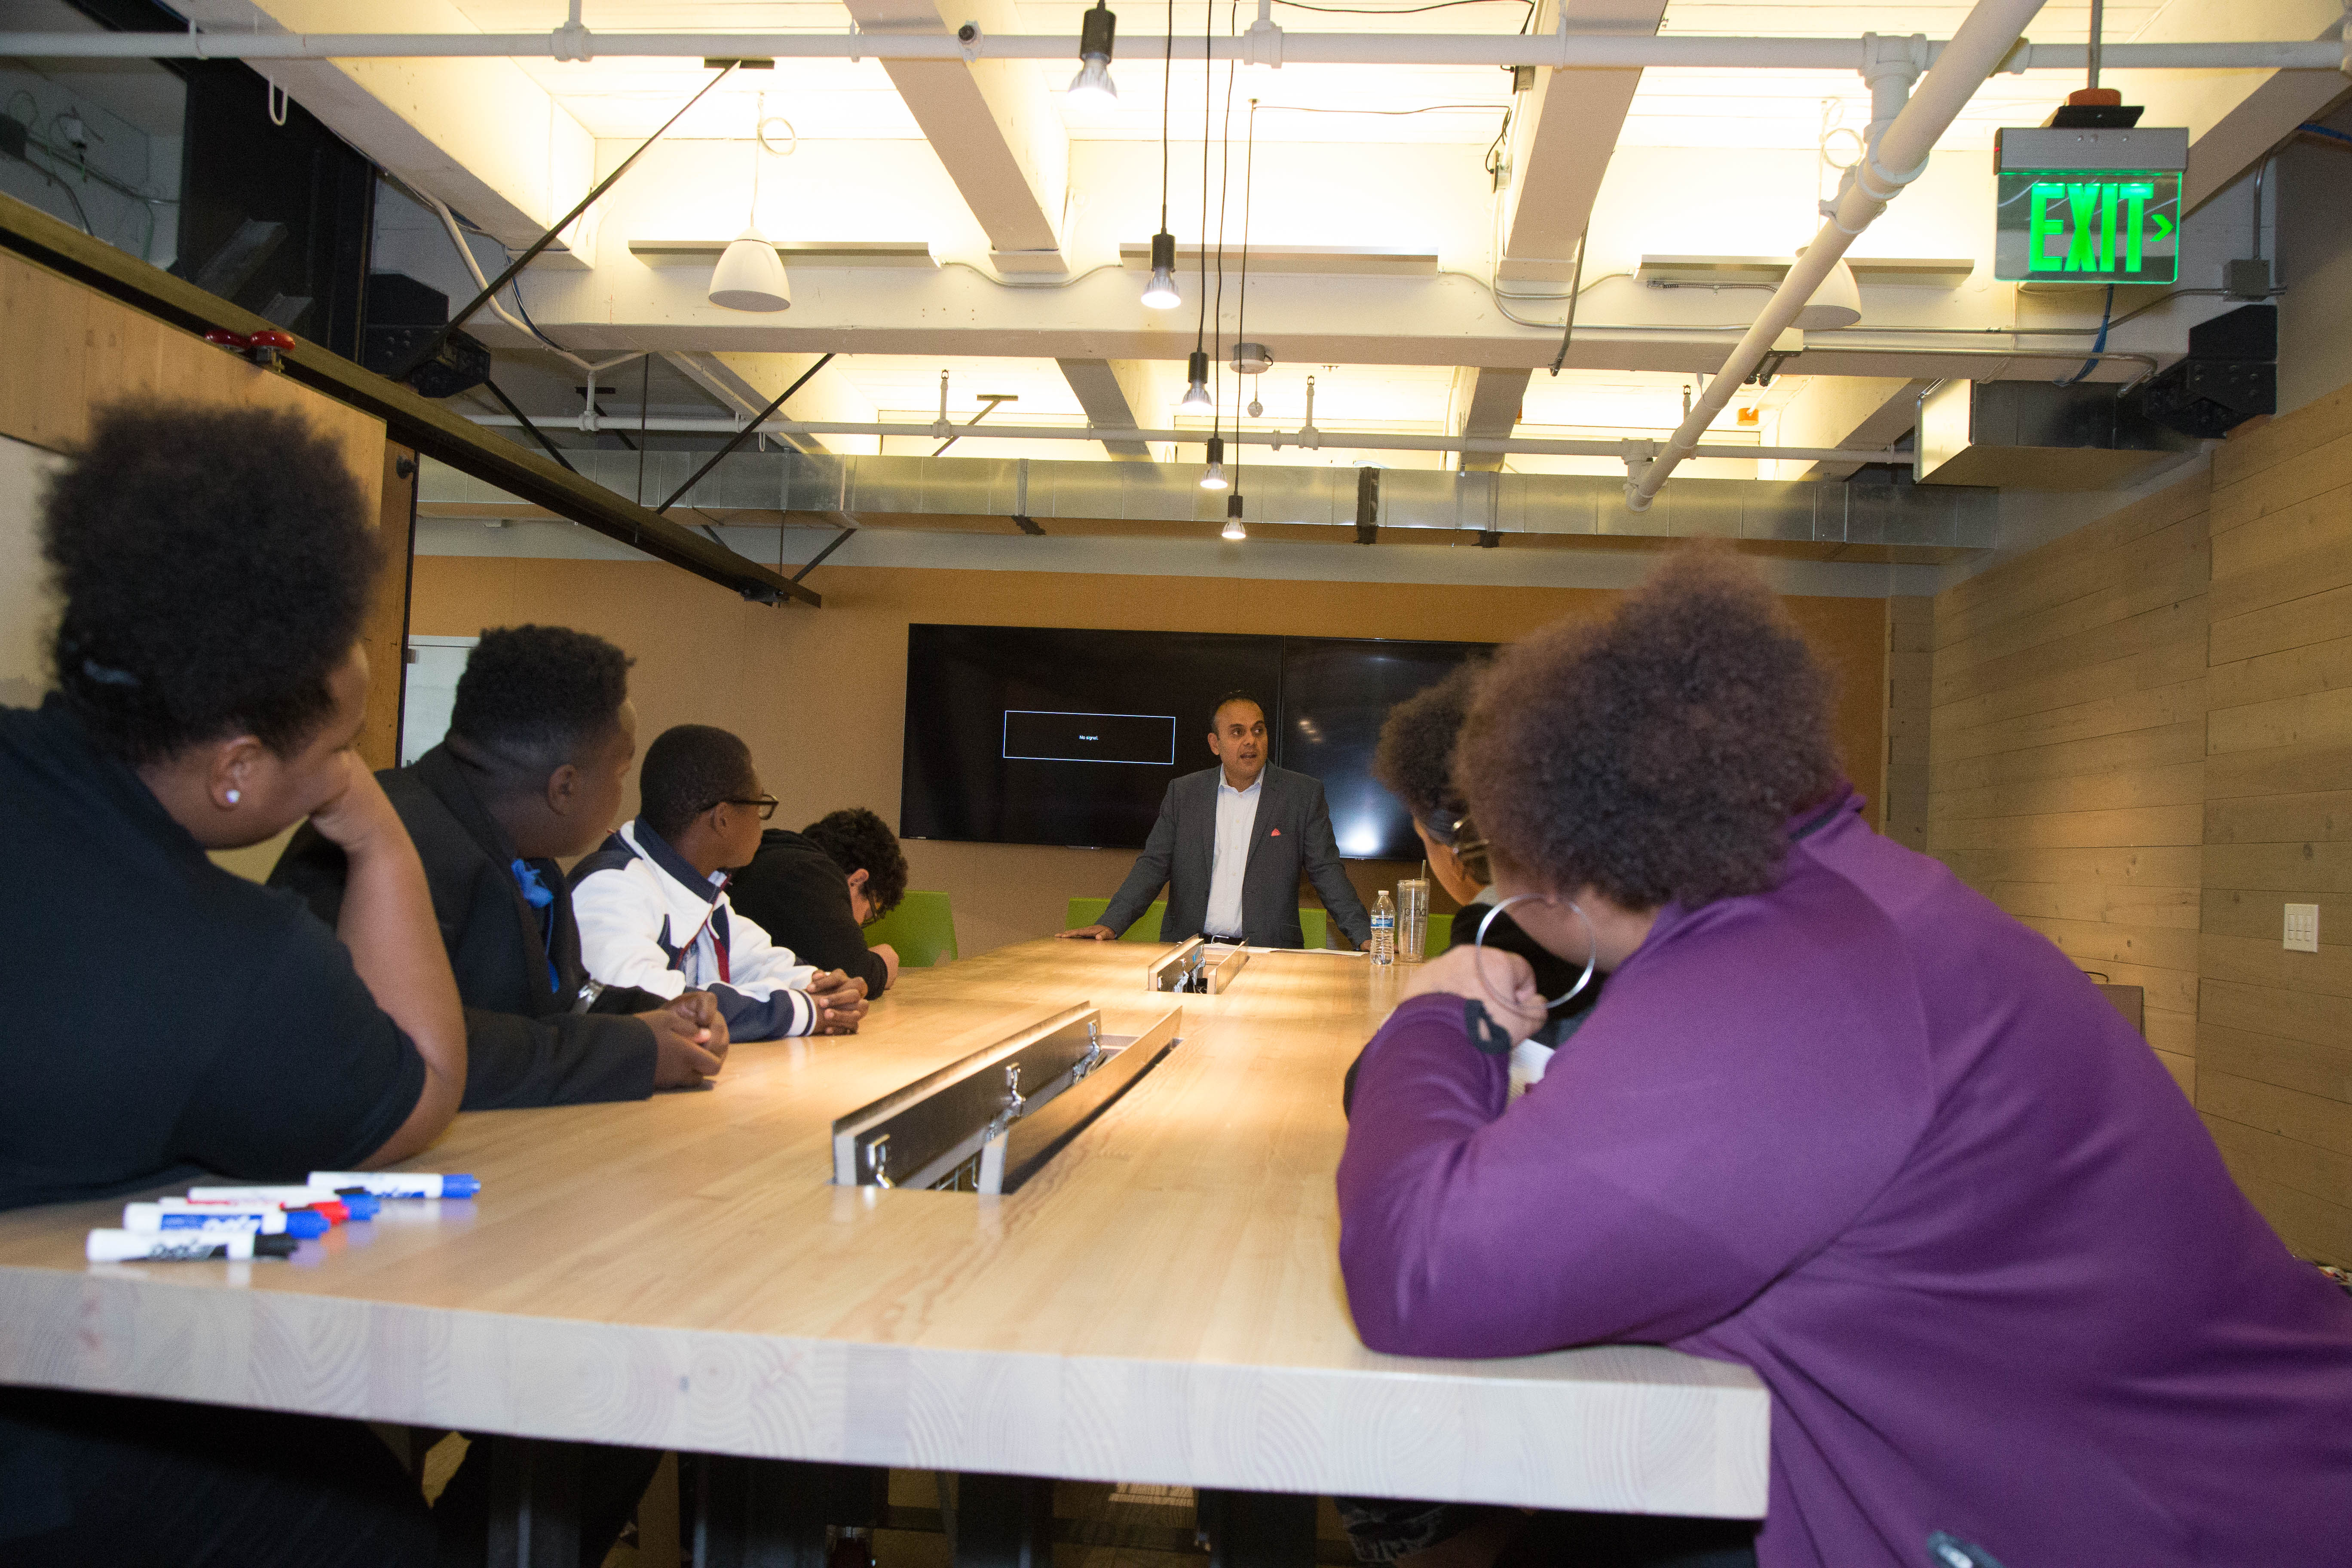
[{"left": 1996, "top": 171, "right": 2180, "bottom": 284}]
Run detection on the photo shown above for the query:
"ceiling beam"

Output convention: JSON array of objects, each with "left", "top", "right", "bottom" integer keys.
[
  {"left": 1497, "top": 0, "right": 1671, "bottom": 284},
  {"left": 666, "top": 352, "right": 881, "bottom": 455},
  {"left": 1768, "top": 377, "right": 1930, "bottom": 480},
  {"left": 180, "top": 0, "right": 594, "bottom": 252},
  {"left": 1455, "top": 368, "right": 1531, "bottom": 472},
  {"left": 841, "top": 0, "right": 1068, "bottom": 273},
  {"left": 2105, "top": 0, "right": 2348, "bottom": 212},
  {"left": 1055, "top": 358, "right": 1154, "bottom": 458}
]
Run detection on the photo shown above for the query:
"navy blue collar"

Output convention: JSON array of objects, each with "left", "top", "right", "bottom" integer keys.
[{"left": 632, "top": 817, "right": 721, "bottom": 903}]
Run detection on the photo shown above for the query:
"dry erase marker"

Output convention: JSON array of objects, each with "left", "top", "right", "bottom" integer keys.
[
  {"left": 152, "top": 1196, "right": 343, "bottom": 1224},
  {"left": 86, "top": 1229, "right": 299, "bottom": 1263},
  {"left": 123, "top": 1203, "right": 329, "bottom": 1239},
  {"left": 306, "top": 1172, "right": 479, "bottom": 1200},
  {"left": 187, "top": 1185, "right": 380, "bottom": 1220}
]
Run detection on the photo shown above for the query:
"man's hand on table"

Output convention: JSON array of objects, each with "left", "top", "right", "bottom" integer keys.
[
  {"left": 1058, "top": 924, "right": 1115, "bottom": 941},
  {"left": 645, "top": 990, "right": 729, "bottom": 1087},
  {"left": 808, "top": 969, "right": 870, "bottom": 1034}
]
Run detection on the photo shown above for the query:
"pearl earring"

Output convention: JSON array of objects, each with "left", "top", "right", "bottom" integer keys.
[{"left": 225, "top": 790, "right": 241, "bottom": 805}]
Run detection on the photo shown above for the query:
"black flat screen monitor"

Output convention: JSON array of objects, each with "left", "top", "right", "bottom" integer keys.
[{"left": 900, "top": 624, "right": 1490, "bottom": 857}]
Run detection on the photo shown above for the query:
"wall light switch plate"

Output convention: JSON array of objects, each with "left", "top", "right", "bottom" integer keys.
[{"left": 2285, "top": 903, "right": 2319, "bottom": 953}]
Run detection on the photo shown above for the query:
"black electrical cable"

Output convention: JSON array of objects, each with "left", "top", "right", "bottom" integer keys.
[
  {"left": 1195, "top": 0, "right": 1213, "bottom": 356},
  {"left": 1212, "top": 28, "right": 1238, "bottom": 439},
  {"left": 1161, "top": 0, "right": 1173, "bottom": 234}
]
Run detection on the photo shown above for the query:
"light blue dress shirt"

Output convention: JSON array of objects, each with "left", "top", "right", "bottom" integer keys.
[{"left": 1202, "top": 773, "right": 1263, "bottom": 938}]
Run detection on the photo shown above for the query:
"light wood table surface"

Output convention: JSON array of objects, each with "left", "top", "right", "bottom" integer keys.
[{"left": 0, "top": 938, "right": 1767, "bottom": 1519}]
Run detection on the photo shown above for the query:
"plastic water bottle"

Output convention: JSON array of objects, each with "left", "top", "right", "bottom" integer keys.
[{"left": 1370, "top": 890, "right": 1396, "bottom": 966}]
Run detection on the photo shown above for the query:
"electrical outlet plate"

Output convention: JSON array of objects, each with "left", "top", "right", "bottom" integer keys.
[{"left": 2284, "top": 903, "right": 2319, "bottom": 953}]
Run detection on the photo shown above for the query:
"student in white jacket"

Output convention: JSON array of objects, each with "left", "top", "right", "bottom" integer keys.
[{"left": 570, "top": 725, "right": 869, "bottom": 1042}]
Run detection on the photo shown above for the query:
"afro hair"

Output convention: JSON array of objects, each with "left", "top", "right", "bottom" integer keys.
[
  {"left": 1371, "top": 660, "right": 1486, "bottom": 844},
  {"left": 1457, "top": 551, "right": 1841, "bottom": 910},
  {"left": 803, "top": 807, "right": 910, "bottom": 921},
  {"left": 41, "top": 402, "right": 379, "bottom": 764}
]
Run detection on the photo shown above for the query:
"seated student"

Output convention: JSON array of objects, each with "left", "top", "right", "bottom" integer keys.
[
  {"left": 273, "top": 625, "right": 728, "bottom": 1105},
  {"left": 1364, "top": 663, "right": 1599, "bottom": 1099},
  {"left": 0, "top": 404, "right": 466, "bottom": 1565},
  {"left": 571, "top": 724, "right": 869, "bottom": 1039},
  {"left": 1341, "top": 555, "right": 2352, "bottom": 1568},
  {"left": 727, "top": 806, "right": 909, "bottom": 996}
]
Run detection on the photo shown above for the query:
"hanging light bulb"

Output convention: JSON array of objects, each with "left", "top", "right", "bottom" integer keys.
[
  {"left": 1222, "top": 491, "right": 1247, "bottom": 540},
  {"left": 1067, "top": 1, "right": 1119, "bottom": 107},
  {"left": 1178, "top": 349, "right": 1213, "bottom": 413},
  {"left": 1200, "top": 435, "right": 1228, "bottom": 490},
  {"left": 711, "top": 99, "right": 790, "bottom": 311},
  {"left": 1141, "top": 230, "right": 1182, "bottom": 310}
]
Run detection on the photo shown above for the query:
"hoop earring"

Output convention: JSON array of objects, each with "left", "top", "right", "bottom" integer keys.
[{"left": 1472, "top": 894, "right": 1598, "bottom": 1015}]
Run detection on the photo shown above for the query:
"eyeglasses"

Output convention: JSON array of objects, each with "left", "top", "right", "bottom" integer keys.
[{"left": 710, "top": 794, "right": 778, "bottom": 821}]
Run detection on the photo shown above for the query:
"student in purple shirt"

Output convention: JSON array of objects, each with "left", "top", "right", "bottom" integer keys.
[{"left": 1338, "top": 553, "right": 2352, "bottom": 1568}]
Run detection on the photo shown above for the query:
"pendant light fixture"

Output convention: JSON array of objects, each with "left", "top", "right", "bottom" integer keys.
[
  {"left": 1222, "top": 491, "right": 1247, "bottom": 541},
  {"left": 1792, "top": 251, "right": 1862, "bottom": 331},
  {"left": 1068, "top": 1, "right": 1119, "bottom": 107},
  {"left": 1199, "top": 434, "right": 1228, "bottom": 490},
  {"left": 1179, "top": 348, "right": 1213, "bottom": 412},
  {"left": 1141, "top": 2, "right": 1181, "bottom": 310},
  {"left": 710, "top": 93, "right": 790, "bottom": 312}
]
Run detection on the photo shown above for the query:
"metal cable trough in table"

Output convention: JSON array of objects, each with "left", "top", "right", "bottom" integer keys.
[{"left": 0, "top": 937, "right": 1769, "bottom": 1521}]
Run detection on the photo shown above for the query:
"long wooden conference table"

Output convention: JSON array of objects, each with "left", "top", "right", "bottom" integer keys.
[{"left": 0, "top": 937, "right": 1767, "bottom": 1563}]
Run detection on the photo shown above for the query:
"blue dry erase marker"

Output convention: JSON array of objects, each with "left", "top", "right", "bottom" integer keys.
[
  {"left": 306, "top": 1171, "right": 479, "bottom": 1200},
  {"left": 123, "top": 1203, "right": 329, "bottom": 1239}
]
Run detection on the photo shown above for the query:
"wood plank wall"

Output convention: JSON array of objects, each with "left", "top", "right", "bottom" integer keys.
[
  {"left": 1926, "top": 474, "right": 2212, "bottom": 1102},
  {"left": 1883, "top": 597, "right": 1932, "bottom": 851},
  {"left": 2197, "top": 386, "right": 2352, "bottom": 1266}
]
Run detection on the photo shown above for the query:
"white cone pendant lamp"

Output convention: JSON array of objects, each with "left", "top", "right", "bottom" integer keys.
[
  {"left": 711, "top": 95, "right": 791, "bottom": 312},
  {"left": 711, "top": 230, "right": 790, "bottom": 312},
  {"left": 1792, "top": 254, "right": 1861, "bottom": 331}
]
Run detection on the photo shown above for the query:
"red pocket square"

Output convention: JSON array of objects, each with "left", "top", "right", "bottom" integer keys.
[{"left": 1270, "top": 827, "right": 1282, "bottom": 836}]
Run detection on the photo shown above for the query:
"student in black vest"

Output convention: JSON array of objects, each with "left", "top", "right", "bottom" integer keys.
[
  {"left": 0, "top": 404, "right": 466, "bottom": 1566},
  {"left": 273, "top": 625, "right": 727, "bottom": 1106}
]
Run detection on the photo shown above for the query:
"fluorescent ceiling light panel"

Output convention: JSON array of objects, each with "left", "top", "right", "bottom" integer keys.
[{"left": 632, "top": 239, "right": 938, "bottom": 269}]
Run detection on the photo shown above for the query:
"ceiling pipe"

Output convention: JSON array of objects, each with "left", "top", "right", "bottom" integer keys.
[
  {"left": 467, "top": 413, "right": 1905, "bottom": 465},
  {"left": 0, "top": 30, "right": 2329, "bottom": 70},
  {"left": 1626, "top": 0, "right": 2049, "bottom": 511}
]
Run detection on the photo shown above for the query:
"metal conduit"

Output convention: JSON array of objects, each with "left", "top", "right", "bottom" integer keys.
[
  {"left": 1627, "top": 0, "right": 2051, "bottom": 510},
  {"left": 0, "top": 30, "right": 2334, "bottom": 70},
  {"left": 467, "top": 414, "right": 1904, "bottom": 465}
]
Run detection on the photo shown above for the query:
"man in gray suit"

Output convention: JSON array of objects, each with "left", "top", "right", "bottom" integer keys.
[{"left": 1060, "top": 693, "right": 1374, "bottom": 950}]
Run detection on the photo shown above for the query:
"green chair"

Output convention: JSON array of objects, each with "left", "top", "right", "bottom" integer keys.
[
  {"left": 864, "top": 891, "right": 958, "bottom": 968},
  {"left": 1423, "top": 911, "right": 1454, "bottom": 956},
  {"left": 1064, "top": 897, "right": 1166, "bottom": 943},
  {"left": 1064, "top": 897, "right": 1334, "bottom": 949}
]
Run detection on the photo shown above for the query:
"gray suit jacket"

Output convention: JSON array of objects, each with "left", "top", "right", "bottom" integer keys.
[{"left": 1100, "top": 765, "right": 1373, "bottom": 949}]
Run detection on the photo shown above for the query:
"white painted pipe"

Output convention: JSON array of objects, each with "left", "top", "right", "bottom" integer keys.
[
  {"left": 469, "top": 413, "right": 1901, "bottom": 464},
  {"left": 0, "top": 30, "right": 2330, "bottom": 70},
  {"left": 1627, "top": 0, "right": 2049, "bottom": 510}
]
